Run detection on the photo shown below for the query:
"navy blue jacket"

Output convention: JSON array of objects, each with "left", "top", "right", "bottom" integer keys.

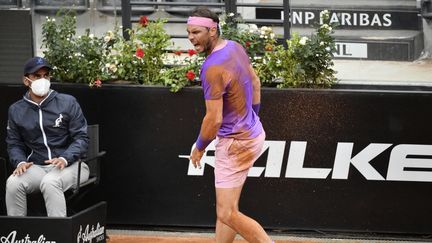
[{"left": 6, "top": 90, "right": 88, "bottom": 167}]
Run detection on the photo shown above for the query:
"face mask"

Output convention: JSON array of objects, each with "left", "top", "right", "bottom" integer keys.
[{"left": 26, "top": 77, "right": 51, "bottom": 97}]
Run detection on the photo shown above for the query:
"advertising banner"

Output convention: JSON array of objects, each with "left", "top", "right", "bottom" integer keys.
[
  {"left": 1, "top": 84, "right": 431, "bottom": 235},
  {"left": 0, "top": 202, "right": 107, "bottom": 243},
  {"left": 256, "top": 8, "right": 422, "bottom": 30}
]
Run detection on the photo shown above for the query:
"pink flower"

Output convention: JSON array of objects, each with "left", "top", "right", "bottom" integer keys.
[
  {"left": 95, "top": 79, "right": 102, "bottom": 87},
  {"left": 135, "top": 48, "right": 144, "bottom": 58},
  {"left": 91, "top": 79, "right": 102, "bottom": 88},
  {"left": 186, "top": 70, "right": 195, "bottom": 81}
]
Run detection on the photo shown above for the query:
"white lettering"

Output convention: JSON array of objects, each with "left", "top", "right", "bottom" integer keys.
[
  {"left": 329, "top": 13, "right": 340, "bottom": 24},
  {"left": 332, "top": 143, "right": 392, "bottom": 180},
  {"left": 0, "top": 231, "right": 56, "bottom": 243},
  {"left": 360, "top": 13, "right": 370, "bottom": 26},
  {"left": 183, "top": 141, "right": 285, "bottom": 177},
  {"left": 341, "top": 13, "right": 352, "bottom": 26},
  {"left": 387, "top": 145, "right": 432, "bottom": 182},
  {"left": 76, "top": 223, "right": 105, "bottom": 243},
  {"left": 292, "top": 11, "right": 302, "bottom": 25},
  {"left": 333, "top": 42, "right": 368, "bottom": 58},
  {"left": 181, "top": 141, "right": 432, "bottom": 182},
  {"left": 370, "top": 14, "right": 382, "bottom": 26},
  {"left": 277, "top": 10, "right": 394, "bottom": 28},
  {"left": 305, "top": 12, "right": 314, "bottom": 25},
  {"left": 383, "top": 13, "right": 392, "bottom": 27},
  {"left": 275, "top": 10, "right": 395, "bottom": 28},
  {"left": 353, "top": 13, "right": 358, "bottom": 26},
  {"left": 263, "top": 141, "right": 286, "bottom": 177},
  {"left": 285, "top": 141, "right": 332, "bottom": 179}
]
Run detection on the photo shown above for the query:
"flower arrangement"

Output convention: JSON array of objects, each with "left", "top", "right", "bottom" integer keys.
[
  {"left": 220, "top": 10, "right": 338, "bottom": 88},
  {"left": 219, "top": 12, "right": 277, "bottom": 65},
  {"left": 42, "top": 14, "right": 109, "bottom": 84},
  {"left": 161, "top": 48, "right": 204, "bottom": 92},
  {"left": 42, "top": 13, "right": 171, "bottom": 87},
  {"left": 101, "top": 16, "right": 171, "bottom": 85},
  {"left": 41, "top": 10, "right": 337, "bottom": 91},
  {"left": 274, "top": 10, "right": 338, "bottom": 88}
]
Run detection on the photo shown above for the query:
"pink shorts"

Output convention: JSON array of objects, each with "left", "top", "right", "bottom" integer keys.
[{"left": 214, "top": 131, "right": 265, "bottom": 188}]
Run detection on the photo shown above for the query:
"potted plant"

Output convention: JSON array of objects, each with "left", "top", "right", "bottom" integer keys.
[{"left": 41, "top": 10, "right": 338, "bottom": 91}]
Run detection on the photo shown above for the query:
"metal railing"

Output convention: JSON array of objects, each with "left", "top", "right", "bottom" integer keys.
[
  {"left": 31, "top": 0, "right": 89, "bottom": 12},
  {"left": 121, "top": 0, "right": 290, "bottom": 41},
  {"left": 0, "top": 0, "right": 21, "bottom": 8}
]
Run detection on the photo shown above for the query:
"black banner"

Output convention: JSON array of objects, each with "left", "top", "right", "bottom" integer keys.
[
  {"left": 0, "top": 202, "right": 107, "bottom": 243},
  {"left": 256, "top": 8, "right": 422, "bottom": 30},
  {"left": 1, "top": 84, "right": 432, "bottom": 235}
]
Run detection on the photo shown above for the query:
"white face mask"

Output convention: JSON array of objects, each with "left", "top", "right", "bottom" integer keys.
[{"left": 26, "top": 77, "right": 51, "bottom": 97}]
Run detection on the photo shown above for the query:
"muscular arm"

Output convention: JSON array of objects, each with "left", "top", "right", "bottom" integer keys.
[
  {"left": 190, "top": 98, "right": 223, "bottom": 168},
  {"left": 249, "top": 65, "right": 261, "bottom": 114},
  {"left": 250, "top": 65, "right": 261, "bottom": 105},
  {"left": 200, "top": 98, "right": 223, "bottom": 145},
  {"left": 190, "top": 65, "right": 225, "bottom": 167}
]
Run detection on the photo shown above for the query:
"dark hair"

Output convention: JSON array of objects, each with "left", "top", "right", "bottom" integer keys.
[{"left": 190, "top": 7, "right": 220, "bottom": 35}]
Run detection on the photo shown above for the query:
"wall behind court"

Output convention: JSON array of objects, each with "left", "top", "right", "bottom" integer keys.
[{"left": 1, "top": 83, "right": 431, "bottom": 235}]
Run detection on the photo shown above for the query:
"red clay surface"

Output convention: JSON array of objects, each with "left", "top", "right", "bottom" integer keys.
[{"left": 108, "top": 235, "right": 324, "bottom": 243}]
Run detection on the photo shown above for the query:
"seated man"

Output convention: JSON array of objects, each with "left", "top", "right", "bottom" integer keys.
[{"left": 5, "top": 56, "right": 90, "bottom": 217}]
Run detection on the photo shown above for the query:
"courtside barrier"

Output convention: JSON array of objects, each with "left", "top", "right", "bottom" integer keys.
[
  {"left": 1, "top": 83, "right": 431, "bottom": 236},
  {"left": 0, "top": 201, "right": 107, "bottom": 243}
]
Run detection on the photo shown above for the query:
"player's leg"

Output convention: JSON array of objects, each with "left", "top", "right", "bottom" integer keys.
[{"left": 215, "top": 186, "right": 272, "bottom": 243}]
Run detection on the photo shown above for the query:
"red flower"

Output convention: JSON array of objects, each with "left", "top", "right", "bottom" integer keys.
[
  {"left": 245, "top": 41, "right": 251, "bottom": 48},
  {"left": 174, "top": 50, "right": 182, "bottom": 56},
  {"left": 135, "top": 48, "right": 144, "bottom": 58},
  {"left": 139, "top": 16, "right": 148, "bottom": 27},
  {"left": 186, "top": 70, "right": 195, "bottom": 81},
  {"left": 188, "top": 49, "right": 197, "bottom": 56}
]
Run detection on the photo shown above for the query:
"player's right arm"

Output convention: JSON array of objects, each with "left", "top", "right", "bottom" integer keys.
[
  {"left": 190, "top": 98, "right": 223, "bottom": 169},
  {"left": 249, "top": 65, "right": 261, "bottom": 114}
]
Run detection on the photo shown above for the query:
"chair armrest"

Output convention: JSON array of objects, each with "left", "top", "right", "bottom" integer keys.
[
  {"left": 82, "top": 151, "right": 106, "bottom": 164},
  {"left": 71, "top": 151, "right": 106, "bottom": 196},
  {"left": 0, "top": 157, "right": 6, "bottom": 173},
  {"left": 0, "top": 156, "right": 6, "bottom": 185}
]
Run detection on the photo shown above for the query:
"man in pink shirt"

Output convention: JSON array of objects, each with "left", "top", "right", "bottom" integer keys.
[{"left": 187, "top": 7, "right": 272, "bottom": 243}]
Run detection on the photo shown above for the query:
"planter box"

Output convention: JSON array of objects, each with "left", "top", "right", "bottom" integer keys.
[{"left": 1, "top": 83, "right": 432, "bottom": 236}]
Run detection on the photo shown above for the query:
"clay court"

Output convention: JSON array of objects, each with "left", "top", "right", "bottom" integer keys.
[{"left": 106, "top": 230, "right": 416, "bottom": 243}]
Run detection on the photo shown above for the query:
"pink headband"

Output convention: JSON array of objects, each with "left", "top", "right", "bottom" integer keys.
[{"left": 187, "top": 16, "right": 218, "bottom": 28}]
